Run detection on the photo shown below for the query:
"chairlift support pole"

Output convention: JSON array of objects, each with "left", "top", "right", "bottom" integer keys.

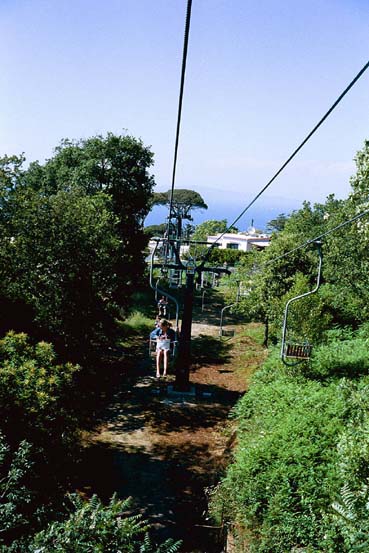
[
  {"left": 176, "top": 270, "right": 195, "bottom": 390},
  {"left": 175, "top": 259, "right": 230, "bottom": 390},
  {"left": 150, "top": 237, "right": 232, "bottom": 390},
  {"left": 280, "top": 241, "right": 323, "bottom": 365}
]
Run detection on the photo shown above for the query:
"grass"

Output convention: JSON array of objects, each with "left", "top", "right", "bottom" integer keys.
[
  {"left": 117, "top": 310, "right": 154, "bottom": 349},
  {"left": 231, "top": 324, "right": 268, "bottom": 379},
  {"left": 242, "top": 323, "right": 265, "bottom": 345}
]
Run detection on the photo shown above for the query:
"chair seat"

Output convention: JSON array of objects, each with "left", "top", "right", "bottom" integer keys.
[
  {"left": 285, "top": 343, "right": 312, "bottom": 359},
  {"left": 149, "top": 339, "right": 178, "bottom": 357},
  {"left": 220, "top": 329, "right": 235, "bottom": 338}
]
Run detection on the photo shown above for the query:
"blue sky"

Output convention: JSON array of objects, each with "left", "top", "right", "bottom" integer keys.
[{"left": 1, "top": 1, "right": 369, "bottom": 229}]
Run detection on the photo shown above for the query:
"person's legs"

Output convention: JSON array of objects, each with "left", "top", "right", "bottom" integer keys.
[
  {"left": 163, "top": 350, "right": 169, "bottom": 376},
  {"left": 156, "top": 350, "right": 162, "bottom": 377}
]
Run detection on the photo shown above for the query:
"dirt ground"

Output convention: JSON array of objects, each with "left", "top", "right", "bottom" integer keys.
[{"left": 77, "top": 307, "right": 265, "bottom": 552}]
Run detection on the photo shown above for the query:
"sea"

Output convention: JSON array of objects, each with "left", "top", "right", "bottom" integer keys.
[{"left": 145, "top": 195, "right": 303, "bottom": 233}]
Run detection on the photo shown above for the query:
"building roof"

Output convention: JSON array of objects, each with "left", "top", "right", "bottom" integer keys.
[
  {"left": 207, "top": 233, "right": 270, "bottom": 242},
  {"left": 249, "top": 240, "right": 270, "bottom": 248}
]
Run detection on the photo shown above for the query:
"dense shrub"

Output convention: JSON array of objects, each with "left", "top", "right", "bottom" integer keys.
[
  {"left": 0, "top": 331, "right": 80, "bottom": 543},
  {"left": 0, "top": 332, "right": 79, "bottom": 449},
  {"left": 211, "top": 361, "right": 347, "bottom": 552},
  {"left": 323, "top": 378, "right": 369, "bottom": 551},
  {"left": 308, "top": 337, "right": 369, "bottom": 379},
  {"left": 0, "top": 434, "right": 34, "bottom": 546},
  {"left": 208, "top": 248, "right": 247, "bottom": 266},
  {"left": 27, "top": 494, "right": 181, "bottom": 553}
]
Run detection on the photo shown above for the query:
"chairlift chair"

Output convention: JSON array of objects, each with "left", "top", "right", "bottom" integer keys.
[
  {"left": 284, "top": 342, "right": 312, "bottom": 359},
  {"left": 149, "top": 239, "right": 180, "bottom": 332},
  {"left": 149, "top": 338, "right": 179, "bottom": 358},
  {"left": 239, "top": 281, "right": 251, "bottom": 298},
  {"left": 169, "top": 269, "right": 182, "bottom": 288},
  {"left": 219, "top": 303, "right": 237, "bottom": 339},
  {"left": 280, "top": 241, "right": 323, "bottom": 366}
]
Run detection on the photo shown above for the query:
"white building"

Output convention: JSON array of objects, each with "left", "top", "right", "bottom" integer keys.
[{"left": 206, "top": 232, "right": 270, "bottom": 252}]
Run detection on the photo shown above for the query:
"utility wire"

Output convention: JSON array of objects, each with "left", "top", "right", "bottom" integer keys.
[
  {"left": 203, "top": 59, "right": 369, "bottom": 261},
  {"left": 261, "top": 206, "right": 369, "bottom": 267},
  {"left": 167, "top": 0, "right": 193, "bottom": 232}
]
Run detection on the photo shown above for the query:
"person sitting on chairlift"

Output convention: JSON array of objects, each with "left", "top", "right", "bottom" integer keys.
[
  {"left": 150, "top": 319, "right": 175, "bottom": 378},
  {"left": 157, "top": 296, "right": 168, "bottom": 316}
]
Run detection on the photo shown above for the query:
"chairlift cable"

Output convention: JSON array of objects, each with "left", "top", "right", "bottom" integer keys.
[
  {"left": 261, "top": 206, "right": 369, "bottom": 268},
  {"left": 167, "top": 0, "right": 193, "bottom": 233},
  {"left": 202, "top": 59, "right": 369, "bottom": 262}
]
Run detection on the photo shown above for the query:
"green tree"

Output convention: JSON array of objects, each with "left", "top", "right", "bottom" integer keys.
[
  {"left": 151, "top": 189, "right": 207, "bottom": 218},
  {"left": 143, "top": 223, "right": 167, "bottom": 238},
  {"left": 349, "top": 138, "right": 369, "bottom": 203},
  {"left": 191, "top": 219, "right": 238, "bottom": 242},
  {"left": 233, "top": 199, "right": 342, "bottom": 344},
  {"left": 0, "top": 133, "right": 155, "bottom": 357},
  {"left": 266, "top": 212, "right": 289, "bottom": 233},
  {"left": 0, "top": 186, "right": 121, "bottom": 357},
  {"left": 151, "top": 189, "right": 207, "bottom": 238},
  {"left": 24, "top": 133, "right": 155, "bottom": 301}
]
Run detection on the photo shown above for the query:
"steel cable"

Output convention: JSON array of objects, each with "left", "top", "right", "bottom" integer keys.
[
  {"left": 202, "top": 59, "right": 369, "bottom": 262},
  {"left": 167, "top": 0, "right": 193, "bottom": 233}
]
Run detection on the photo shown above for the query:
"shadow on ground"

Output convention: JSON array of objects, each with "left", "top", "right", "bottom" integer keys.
[
  {"left": 78, "top": 437, "right": 226, "bottom": 551},
  {"left": 77, "top": 382, "right": 234, "bottom": 551},
  {"left": 191, "top": 334, "right": 233, "bottom": 367},
  {"left": 75, "top": 301, "right": 250, "bottom": 552}
]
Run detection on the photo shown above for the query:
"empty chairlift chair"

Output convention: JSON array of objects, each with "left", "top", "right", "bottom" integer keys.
[
  {"left": 219, "top": 303, "right": 237, "bottom": 338},
  {"left": 169, "top": 269, "right": 182, "bottom": 288},
  {"left": 281, "top": 241, "right": 323, "bottom": 366}
]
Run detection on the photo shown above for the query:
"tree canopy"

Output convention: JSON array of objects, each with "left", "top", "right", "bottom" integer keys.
[
  {"left": 0, "top": 133, "right": 155, "bottom": 360},
  {"left": 191, "top": 219, "right": 238, "bottom": 242},
  {"left": 266, "top": 213, "right": 289, "bottom": 233},
  {"left": 151, "top": 189, "right": 207, "bottom": 221},
  {"left": 232, "top": 140, "right": 369, "bottom": 345},
  {"left": 143, "top": 223, "right": 167, "bottom": 238}
]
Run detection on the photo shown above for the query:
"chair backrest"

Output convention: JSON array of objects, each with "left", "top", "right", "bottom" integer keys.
[
  {"left": 285, "top": 343, "right": 312, "bottom": 359},
  {"left": 220, "top": 329, "right": 235, "bottom": 338}
]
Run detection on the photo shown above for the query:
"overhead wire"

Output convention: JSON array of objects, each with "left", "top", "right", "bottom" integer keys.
[
  {"left": 167, "top": 0, "right": 193, "bottom": 233},
  {"left": 202, "top": 59, "right": 369, "bottom": 262},
  {"left": 261, "top": 205, "right": 369, "bottom": 268}
]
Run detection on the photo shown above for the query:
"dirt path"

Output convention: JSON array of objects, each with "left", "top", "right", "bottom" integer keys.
[{"left": 77, "top": 313, "right": 264, "bottom": 552}]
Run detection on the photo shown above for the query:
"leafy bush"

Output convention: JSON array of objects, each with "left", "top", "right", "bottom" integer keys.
[
  {"left": 211, "top": 366, "right": 347, "bottom": 552},
  {"left": 322, "top": 379, "right": 369, "bottom": 551},
  {"left": 0, "top": 332, "right": 79, "bottom": 448},
  {"left": 0, "top": 434, "right": 34, "bottom": 545},
  {"left": 308, "top": 337, "right": 369, "bottom": 379},
  {"left": 28, "top": 494, "right": 181, "bottom": 553},
  {"left": 118, "top": 311, "right": 154, "bottom": 337},
  {"left": 0, "top": 331, "right": 80, "bottom": 537},
  {"left": 208, "top": 248, "right": 247, "bottom": 266}
]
